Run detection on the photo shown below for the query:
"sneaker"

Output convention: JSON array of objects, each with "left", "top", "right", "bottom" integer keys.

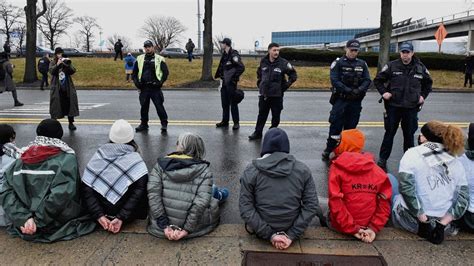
[
  {"left": 216, "top": 121, "right": 229, "bottom": 128},
  {"left": 68, "top": 122, "right": 77, "bottom": 131},
  {"left": 232, "top": 123, "right": 240, "bottom": 130},
  {"left": 213, "top": 188, "right": 229, "bottom": 201},
  {"left": 377, "top": 159, "right": 387, "bottom": 172},
  {"left": 321, "top": 151, "right": 331, "bottom": 161},
  {"left": 248, "top": 131, "right": 262, "bottom": 140},
  {"left": 14, "top": 101, "right": 24, "bottom": 107},
  {"left": 135, "top": 124, "right": 149, "bottom": 132}
]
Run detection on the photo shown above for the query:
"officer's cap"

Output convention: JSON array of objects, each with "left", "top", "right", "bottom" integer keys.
[
  {"left": 346, "top": 39, "right": 360, "bottom": 50},
  {"left": 143, "top": 40, "right": 154, "bottom": 47},
  {"left": 219, "top": 38, "right": 232, "bottom": 46},
  {"left": 399, "top": 42, "right": 414, "bottom": 52}
]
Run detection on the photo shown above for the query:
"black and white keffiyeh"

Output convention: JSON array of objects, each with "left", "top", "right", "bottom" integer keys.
[
  {"left": 82, "top": 143, "right": 148, "bottom": 204},
  {"left": 23, "top": 136, "right": 75, "bottom": 154}
]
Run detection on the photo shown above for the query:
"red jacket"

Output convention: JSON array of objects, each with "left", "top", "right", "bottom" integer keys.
[{"left": 328, "top": 152, "right": 392, "bottom": 234}]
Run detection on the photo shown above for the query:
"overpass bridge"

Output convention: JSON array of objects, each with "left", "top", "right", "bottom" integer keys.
[{"left": 329, "top": 10, "right": 474, "bottom": 52}]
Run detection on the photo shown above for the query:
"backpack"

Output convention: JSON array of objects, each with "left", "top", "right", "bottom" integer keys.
[{"left": 126, "top": 60, "right": 134, "bottom": 67}]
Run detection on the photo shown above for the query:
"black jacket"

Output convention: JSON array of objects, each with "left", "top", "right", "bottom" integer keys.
[
  {"left": 214, "top": 48, "right": 245, "bottom": 84},
  {"left": 257, "top": 55, "right": 297, "bottom": 97},
  {"left": 374, "top": 57, "right": 433, "bottom": 109},
  {"left": 330, "top": 55, "right": 371, "bottom": 100},
  {"left": 132, "top": 53, "right": 169, "bottom": 90},
  {"left": 114, "top": 41, "right": 123, "bottom": 52},
  {"left": 81, "top": 174, "right": 148, "bottom": 222},
  {"left": 38, "top": 57, "right": 50, "bottom": 74}
]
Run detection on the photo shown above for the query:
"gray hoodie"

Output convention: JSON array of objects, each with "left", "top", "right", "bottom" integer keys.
[{"left": 239, "top": 152, "right": 320, "bottom": 240}]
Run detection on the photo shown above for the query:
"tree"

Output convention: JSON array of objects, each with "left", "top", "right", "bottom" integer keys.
[
  {"left": 107, "top": 34, "right": 131, "bottom": 51},
  {"left": 23, "top": 0, "right": 47, "bottom": 83},
  {"left": 71, "top": 30, "right": 84, "bottom": 49},
  {"left": 378, "top": 0, "right": 392, "bottom": 72},
  {"left": 38, "top": 0, "right": 73, "bottom": 50},
  {"left": 140, "top": 16, "right": 186, "bottom": 50},
  {"left": 14, "top": 21, "right": 26, "bottom": 56},
  {"left": 200, "top": 0, "right": 213, "bottom": 81},
  {"left": 0, "top": 0, "right": 23, "bottom": 43},
  {"left": 213, "top": 33, "right": 226, "bottom": 54},
  {"left": 74, "top": 16, "right": 100, "bottom": 52}
]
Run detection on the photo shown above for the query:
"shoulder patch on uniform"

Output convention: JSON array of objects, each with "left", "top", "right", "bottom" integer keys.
[
  {"left": 330, "top": 60, "right": 337, "bottom": 69},
  {"left": 381, "top": 64, "right": 388, "bottom": 72},
  {"left": 287, "top": 62, "right": 293, "bottom": 70},
  {"left": 233, "top": 56, "right": 239, "bottom": 63},
  {"left": 425, "top": 68, "right": 430, "bottom": 75}
]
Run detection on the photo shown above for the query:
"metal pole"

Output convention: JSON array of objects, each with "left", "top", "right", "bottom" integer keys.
[{"left": 197, "top": 0, "right": 202, "bottom": 51}]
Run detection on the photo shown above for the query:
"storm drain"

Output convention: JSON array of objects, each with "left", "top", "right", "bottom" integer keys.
[{"left": 242, "top": 251, "right": 387, "bottom": 266}]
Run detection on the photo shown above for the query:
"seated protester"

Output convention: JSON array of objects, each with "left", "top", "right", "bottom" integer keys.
[
  {"left": 0, "top": 119, "right": 95, "bottom": 242},
  {"left": 328, "top": 128, "right": 392, "bottom": 244},
  {"left": 0, "top": 124, "right": 22, "bottom": 227},
  {"left": 147, "top": 132, "right": 228, "bottom": 240},
  {"left": 390, "top": 121, "right": 469, "bottom": 244},
  {"left": 457, "top": 123, "right": 474, "bottom": 233},
  {"left": 82, "top": 120, "right": 148, "bottom": 234},
  {"left": 239, "top": 128, "right": 322, "bottom": 250}
]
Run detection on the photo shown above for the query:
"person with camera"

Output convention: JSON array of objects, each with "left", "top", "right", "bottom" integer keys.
[
  {"left": 132, "top": 40, "right": 169, "bottom": 133},
  {"left": 49, "top": 47, "right": 79, "bottom": 131}
]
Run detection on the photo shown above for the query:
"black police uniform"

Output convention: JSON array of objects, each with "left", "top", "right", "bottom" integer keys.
[
  {"left": 323, "top": 55, "right": 371, "bottom": 154},
  {"left": 374, "top": 57, "right": 432, "bottom": 164},
  {"left": 132, "top": 53, "right": 169, "bottom": 131},
  {"left": 215, "top": 48, "right": 245, "bottom": 127},
  {"left": 250, "top": 55, "right": 297, "bottom": 139}
]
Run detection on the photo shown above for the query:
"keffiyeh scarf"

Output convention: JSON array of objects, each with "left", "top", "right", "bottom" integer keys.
[
  {"left": 82, "top": 143, "right": 148, "bottom": 205},
  {"left": 23, "top": 136, "right": 75, "bottom": 154}
]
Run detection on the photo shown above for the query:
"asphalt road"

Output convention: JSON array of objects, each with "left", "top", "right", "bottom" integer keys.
[{"left": 0, "top": 89, "right": 472, "bottom": 224}]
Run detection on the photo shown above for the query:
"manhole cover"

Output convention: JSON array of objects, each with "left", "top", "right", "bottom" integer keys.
[{"left": 242, "top": 251, "right": 387, "bottom": 266}]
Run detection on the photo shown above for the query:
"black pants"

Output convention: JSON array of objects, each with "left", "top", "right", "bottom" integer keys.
[
  {"left": 58, "top": 88, "right": 75, "bottom": 123},
  {"left": 324, "top": 98, "right": 362, "bottom": 152},
  {"left": 40, "top": 72, "right": 49, "bottom": 88},
  {"left": 220, "top": 83, "right": 239, "bottom": 124},
  {"left": 114, "top": 51, "right": 123, "bottom": 61},
  {"left": 379, "top": 105, "right": 418, "bottom": 161},
  {"left": 139, "top": 88, "right": 168, "bottom": 126},
  {"left": 464, "top": 73, "right": 472, "bottom": 87},
  {"left": 255, "top": 96, "right": 283, "bottom": 134}
]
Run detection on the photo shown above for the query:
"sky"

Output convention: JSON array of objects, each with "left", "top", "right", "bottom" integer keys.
[{"left": 7, "top": 0, "right": 474, "bottom": 50}]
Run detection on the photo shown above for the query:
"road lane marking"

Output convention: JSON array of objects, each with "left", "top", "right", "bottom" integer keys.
[{"left": 0, "top": 118, "right": 469, "bottom": 128}]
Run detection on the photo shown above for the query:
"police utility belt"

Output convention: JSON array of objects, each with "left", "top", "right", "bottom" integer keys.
[{"left": 329, "top": 88, "right": 362, "bottom": 105}]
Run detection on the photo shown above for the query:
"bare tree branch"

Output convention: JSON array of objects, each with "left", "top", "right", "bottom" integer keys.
[
  {"left": 36, "top": 0, "right": 47, "bottom": 19},
  {"left": 107, "top": 33, "right": 131, "bottom": 51},
  {"left": 38, "top": 0, "right": 73, "bottom": 50},
  {"left": 139, "top": 16, "right": 186, "bottom": 50},
  {"left": 74, "top": 15, "right": 100, "bottom": 52},
  {"left": 0, "top": 0, "right": 23, "bottom": 43},
  {"left": 213, "top": 33, "right": 226, "bottom": 55}
]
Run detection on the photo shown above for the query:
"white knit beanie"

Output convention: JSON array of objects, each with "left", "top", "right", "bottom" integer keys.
[{"left": 109, "top": 119, "right": 134, "bottom": 144}]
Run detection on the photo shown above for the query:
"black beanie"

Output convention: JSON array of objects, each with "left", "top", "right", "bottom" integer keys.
[
  {"left": 468, "top": 123, "right": 474, "bottom": 150},
  {"left": 54, "top": 47, "right": 64, "bottom": 55},
  {"left": 36, "top": 119, "right": 63, "bottom": 139},
  {"left": 0, "top": 124, "right": 15, "bottom": 145},
  {"left": 261, "top": 128, "right": 290, "bottom": 157},
  {"left": 421, "top": 123, "right": 443, "bottom": 144}
]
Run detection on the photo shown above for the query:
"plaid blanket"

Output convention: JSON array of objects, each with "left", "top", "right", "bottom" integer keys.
[{"left": 82, "top": 143, "right": 148, "bottom": 204}]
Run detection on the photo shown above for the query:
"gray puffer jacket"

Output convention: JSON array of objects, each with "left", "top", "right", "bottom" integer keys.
[
  {"left": 239, "top": 152, "right": 321, "bottom": 240},
  {"left": 147, "top": 153, "right": 220, "bottom": 239}
]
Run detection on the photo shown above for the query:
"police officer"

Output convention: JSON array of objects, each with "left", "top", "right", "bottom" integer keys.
[
  {"left": 215, "top": 38, "right": 245, "bottom": 130},
  {"left": 132, "top": 40, "right": 169, "bottom": 133},
  {"left": 248, "top": 42, "right": 297, "bottom": 140},
  {"left": 374, "top": 42, "right": 433, "bottom": 171},
  {"left": 321, "top": 39, "right": 371, "bottom": 160}
]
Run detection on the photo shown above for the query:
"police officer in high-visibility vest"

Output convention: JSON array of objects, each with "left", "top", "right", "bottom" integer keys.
[
  {"left": 321, "top": 39, "right": 371, "bottom": 161},
  {"left": 132, "top": 40, "right": 169, "bottom": 133}
]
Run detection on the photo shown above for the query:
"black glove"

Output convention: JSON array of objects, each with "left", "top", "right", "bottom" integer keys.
[
  {"left": 428, "top": 221, "right": 446, "bottom": 245},
  {"left": 351, "top": 88, "right": 361, "bottom": 95},
  {"left": 343, "top": 86, "right": 352, "bottom": 94},
  {"left": 417, "top": 221, "right": 432, "bottom": 239},
  {"left": 152, "top": 80, "right": 162, "bottom": 89}
]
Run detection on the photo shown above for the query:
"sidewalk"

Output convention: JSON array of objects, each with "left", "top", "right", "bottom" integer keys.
[{"left": 0, "top": 221, "right": 472, "bottom": 265}]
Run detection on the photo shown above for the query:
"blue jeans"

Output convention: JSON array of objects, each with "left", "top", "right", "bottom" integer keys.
[{"left": 388, "top": 173, "right": 399, "bottom": 203}]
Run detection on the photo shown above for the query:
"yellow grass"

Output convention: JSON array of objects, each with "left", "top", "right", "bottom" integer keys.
[{"left": 10, "top": 57, "right": 465, "bottom": 89}]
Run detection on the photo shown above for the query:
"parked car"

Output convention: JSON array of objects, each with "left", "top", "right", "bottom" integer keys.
[
  {"left": 16, "top": 46, "right": 54, "bottom": 57},
  {"left": 160, "top": 48, "right": 189, "bottom": 58},
  {"left": 62, "top": 48, "right": 94, "bottom": 57}
]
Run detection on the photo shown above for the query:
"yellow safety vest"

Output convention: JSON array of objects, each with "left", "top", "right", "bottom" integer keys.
[{"left": 136, "top": 54, "right": 165, "bottom": 82}]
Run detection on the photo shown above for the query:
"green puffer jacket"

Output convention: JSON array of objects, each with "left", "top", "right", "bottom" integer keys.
[
  {"left": 147, "top": 153, "right": 220, "bottom": 239},
  {"left": 0, "top": 151, "right": 96, "bottom": 243}
]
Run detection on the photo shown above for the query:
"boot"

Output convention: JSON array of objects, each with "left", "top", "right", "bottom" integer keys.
[
  {"left": 321, "top": 151, "right": 331, "bottom": 161},
  {"left": 248, "top": 131, "right": 262, "bottom": 141},
  {"left": 216, "top": 121, "right": 229, "bottom": 128},
  {"left": 135, "top": 124, "right": 149, "bottom": 132},
  {"left": 68, "top": 122, "right": 77, "bottom": 131},
  {"left": 14, "top": 101, "right": 24, "bottom": 107},
  {"left": 161, "top": 124, "right": 167, "bottom": 133},
  {"left": 232, "top": 122, "right": 240, "bottom": 130}
]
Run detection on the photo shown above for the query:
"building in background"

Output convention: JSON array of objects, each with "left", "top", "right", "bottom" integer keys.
[{"left": 272, "top": 28, "right": 375, "bottom": 48}]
